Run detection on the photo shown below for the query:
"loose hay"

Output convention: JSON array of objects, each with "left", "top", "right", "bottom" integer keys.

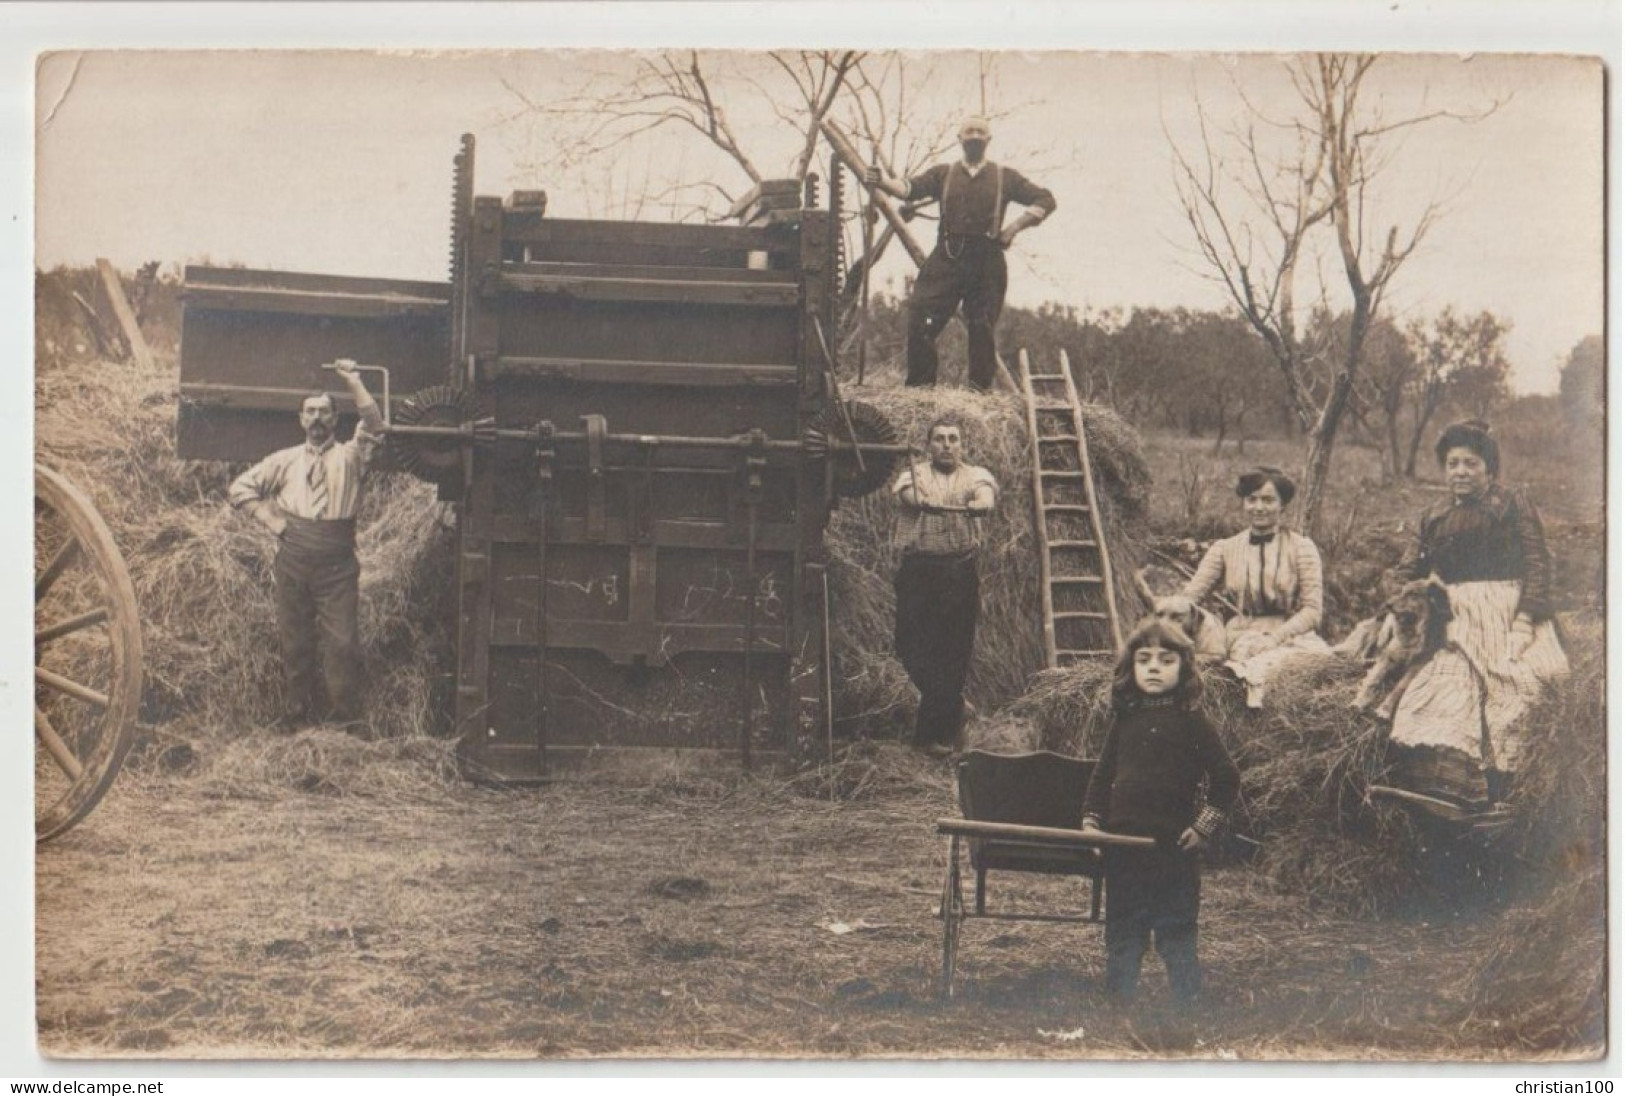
[
  {"left": 825, "top": 387, "right": 1152, "bottom": 736},
  {"left": 197, "top": 727, "right": 462, "bottom": 803},
  {"left": 36, "top": 332, "right": 453, "bottom": 748}
]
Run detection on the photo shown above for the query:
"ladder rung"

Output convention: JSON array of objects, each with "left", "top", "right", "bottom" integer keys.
[
  {"left": 1051, "top": 576, "right": 1105, "bottom": 584},
  {"left": 1039, "top": 434, "right": 1078, "bottom": 441},
  {"left": 1058, "top": 649, "right": 1114, "bottom": 657},
  {"left": 1048, "top": 539, "right": 1098, "bottom": 548},
  {"left": 1034, "top": 403, "right": 1072, "bottom": 412},
  {"left": 1044, "top": 504, "right": 1092, "bottom": 512},
  {"left": 1054, "top": 611, "right": 1109, "bottom": 620},
  {"left": 1040, "top": 470, "right": 1085, "bottom": 479}
]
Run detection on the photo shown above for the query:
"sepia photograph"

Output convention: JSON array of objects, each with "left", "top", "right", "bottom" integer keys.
[{"left": 22, "top": 17, "right": 1610, "bottom": 1068}]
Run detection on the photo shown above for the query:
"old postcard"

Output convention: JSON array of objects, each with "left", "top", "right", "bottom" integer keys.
[{"left": 24, "top": 29, "right": 1610, "bottom": 1070}]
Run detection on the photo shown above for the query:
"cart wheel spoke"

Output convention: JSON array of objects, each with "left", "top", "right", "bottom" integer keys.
[
  {"left": 35, "top": 666, "right": 110, "bottom": 710},
  {"left": 35, "top": 706, "right": 85, "bottom": 780},
  {"left": 35, "top": 539, "right": 79, "bottom": 602},
  {"left": 36, "top": 607, "right": 109, "bottom": 646},
  {"left": 34, "top": 465, "right": 142, "bottom": 842}
]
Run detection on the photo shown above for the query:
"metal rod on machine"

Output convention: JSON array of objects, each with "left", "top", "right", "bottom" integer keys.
[
  {"left": 384, "top": 421, "right": 917, "bottom": 457},
  {"left": 531, "top": 423, "right": 554, "bottom": 775},
  {"left": 857, "top": 141, "right": 878, "bottom": 386},
  {"left": 740, "top": 439, "right": 767, "bottom": 772}
]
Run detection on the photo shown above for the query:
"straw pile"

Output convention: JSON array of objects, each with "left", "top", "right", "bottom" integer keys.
[
  {"left": 824, "top": 386, "right": 1152, "bottom": 737},
  {"left": 1452, "top": 615, "right": 1606, "bottom": 1047},
  {"left": 35, "top": 341, "right": 454, "bottom": 752}
]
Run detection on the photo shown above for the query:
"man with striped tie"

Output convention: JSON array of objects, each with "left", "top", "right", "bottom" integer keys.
[{"left": 229, "top": 361, "right": 385, "bottom": 729}]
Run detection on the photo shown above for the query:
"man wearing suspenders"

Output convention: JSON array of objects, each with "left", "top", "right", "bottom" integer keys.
[
  {"left": 229, "top": 363, "right": 385, "bottom": 730},
  {"left": 867, "top": 115, "right": 1057, "bottom": 390}
]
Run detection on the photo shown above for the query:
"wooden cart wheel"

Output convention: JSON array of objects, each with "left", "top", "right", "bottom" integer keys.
[
  {"left": 35, "top": 465, "right": 143, "bottom": 842},
  {"left": 939, "top": 837, "right": 965, "bottom": 998}
]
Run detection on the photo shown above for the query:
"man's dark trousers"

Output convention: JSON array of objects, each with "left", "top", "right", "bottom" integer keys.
[
  {"left": 274, "top": 516, "right": 362, "bottom": 722},
  {"left": 906, "top": 236, "right": 1008, "bottom": 390},
  {"left": 894, "top": 551, "right": 979, "bottom": 748}
]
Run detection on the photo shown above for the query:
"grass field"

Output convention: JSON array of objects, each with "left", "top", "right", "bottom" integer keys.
[{"left": 35, "top": 740, "right": 1598, "bottom": 1060}]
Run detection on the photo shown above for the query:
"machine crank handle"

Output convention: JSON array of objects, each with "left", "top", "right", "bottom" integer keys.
[{"left": 321, "top": 360, "right": 393, "bottom": 426}]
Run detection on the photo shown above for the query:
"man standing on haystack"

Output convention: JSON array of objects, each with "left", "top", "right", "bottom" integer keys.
[
  {"left": 866, "top": 115, "right": 1056, "bottom": 390},
  {"left": 892, "top": 418, "right": 999, "bottom": 757},
  {"left": 229, "top": 361, "right": 384, "bottom": 730}
]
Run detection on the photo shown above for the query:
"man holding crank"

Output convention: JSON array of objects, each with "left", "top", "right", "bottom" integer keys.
[
  {"left": 229, "top": 362, "right": 384, "bottom": 730},
  {"left": 892, "top": 418, "right": 999, "bottom": 757}
]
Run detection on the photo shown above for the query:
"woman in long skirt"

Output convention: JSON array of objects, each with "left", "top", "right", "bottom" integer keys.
[{"left": 1385, "top": 421, "right": 1568, "bottom": 805}]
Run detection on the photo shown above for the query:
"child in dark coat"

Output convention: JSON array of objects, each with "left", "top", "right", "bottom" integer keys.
[{"left": 1081, "top": 618, "right": 1240, "bottom": 1005}]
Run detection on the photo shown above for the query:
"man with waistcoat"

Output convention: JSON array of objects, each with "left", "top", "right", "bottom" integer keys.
[
  {"left": 866, "top": 115, "right": 1056, "bottom": 390},
  {"left": 229, "top": 362, "right": 385, "bottom": 729},
  {"left": 892, "top": 418, "right": 999, "bottom": 757}
]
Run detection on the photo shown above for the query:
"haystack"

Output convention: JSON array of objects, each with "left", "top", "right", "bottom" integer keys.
[
  {"left": 823, "top": 386, "right": 1152, "bottom": 737},
  {"left": 35, "top": 345, "right": 452, "bottom": 748}
]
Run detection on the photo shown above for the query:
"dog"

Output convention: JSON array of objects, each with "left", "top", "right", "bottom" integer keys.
[
  {"left": 1344, "top": 578, "right": 1453, "bottom": 712},
  {"left": 1135, "top": 570, "right": 1229, "bottom": 662}
]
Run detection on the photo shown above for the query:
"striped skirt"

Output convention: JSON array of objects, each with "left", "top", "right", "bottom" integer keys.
[{"left": 1388, "top": 580, "right": 1568, "bottom": 775}]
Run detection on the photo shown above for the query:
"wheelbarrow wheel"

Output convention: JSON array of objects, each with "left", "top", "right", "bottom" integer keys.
[
  {"left": 939, "top": 836, "right": 965, "bottom": 997},
  {"left": 35, "top": 465, "right": 143, "bottom": 842}
]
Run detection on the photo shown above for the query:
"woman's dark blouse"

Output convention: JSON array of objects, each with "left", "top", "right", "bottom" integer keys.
[
  {"left": 1081, "top": 699, "right": 1240, "bottom": 847},
  {"left": 1398, "top": 484, "right": 1555, "bottom": 621}
]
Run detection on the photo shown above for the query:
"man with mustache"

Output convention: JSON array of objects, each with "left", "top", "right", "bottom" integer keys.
[
  {"left": 866, "top": 115, "right": 1056, "bottom": 390},
  {"left": 229, "top": 361, "right": 385, "bottom": 730}
]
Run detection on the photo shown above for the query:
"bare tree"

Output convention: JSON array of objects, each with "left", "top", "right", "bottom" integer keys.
[
  {"left": 1171, "top": 54, "right": 1495, "bottom": 533},
  {"left": 499, "top": 50, "right": 861, "bottom": 220},
  {"left": 1401, "top": 307, "right": 1511, "bottom": 477}
]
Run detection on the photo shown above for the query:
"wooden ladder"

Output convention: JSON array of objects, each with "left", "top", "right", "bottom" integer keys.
[{"left": 1018, "top": 349, "right": 1124, "bottom": 668}]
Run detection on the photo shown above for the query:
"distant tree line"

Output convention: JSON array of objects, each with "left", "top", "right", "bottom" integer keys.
[{"left": 861, "top": 289, "right": 1597, "bottom": 485}]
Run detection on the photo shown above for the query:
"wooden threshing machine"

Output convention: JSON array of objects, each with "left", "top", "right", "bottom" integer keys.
[{"left": 177, "top": 136, "right": 899, "bottom": 780}]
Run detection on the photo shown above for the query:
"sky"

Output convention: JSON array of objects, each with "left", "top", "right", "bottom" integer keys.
[{"left": 32, "top": 47, "right": 1604, "bottom": 394}]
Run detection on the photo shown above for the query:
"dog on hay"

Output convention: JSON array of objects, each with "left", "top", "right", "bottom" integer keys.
[
  {"left": 1134, "top": 569, "right": 1229, "bottom": 663},
  {"left": 1337, "top": 577, "right": 1454, "bottom": 713}
]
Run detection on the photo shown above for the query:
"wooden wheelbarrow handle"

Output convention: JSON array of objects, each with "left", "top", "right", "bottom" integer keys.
[{"left": 935, "top": 818, "right": 1156, "bottom": 848}]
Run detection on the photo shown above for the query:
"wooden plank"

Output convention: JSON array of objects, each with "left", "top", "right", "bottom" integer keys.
[
  {"left": 935, "top": 818, "right": 1155, "bottom": 849},
  {"left": 486, "top": 620, "right": 792, "bottom": 659},
  {"left": 504, "top": 216, "right": 790, "bottom": 254},
  {"left": 486, "top": 356, "right": 796, "bottom": 388},
  {"left": 491, "top": 271, "right": 800, "bottom": 308},
  {"left": 505, "top": 260, "right": 796, "bottom": 285},
  {"left": 817, "top": 119, "right": 929, "bottom": 267},
  {"left": 183, "top": 283, "right": 447, "bottom": 320},
  {"left": 96, "top": 259, "right": 154, "bottom": 369},
  {"left": 184, "top": 265, "right": 449, "bottom": 299}
]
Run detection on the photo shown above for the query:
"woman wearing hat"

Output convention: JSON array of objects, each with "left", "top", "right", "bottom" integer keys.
[
  {"left": 1384, "top": 421, "right": 1568, "bottom": 805},
  {"left": 1181, "top": 466, "right": 1329, "bottom": 706}
]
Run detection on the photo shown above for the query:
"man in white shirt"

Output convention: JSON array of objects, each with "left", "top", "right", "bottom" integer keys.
[
  {"left": 866, "top": 115, "right": 1057, "bottom": 390},
  {"left": 892, "top": 419, "right": 998, "bottom": 756},
  {"left": 229, "top": 362, "right": 385, "bottom": 729}
]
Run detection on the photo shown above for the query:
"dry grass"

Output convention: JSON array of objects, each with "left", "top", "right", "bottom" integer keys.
[
  {"left": 37, "top": 751, "right": 1602, "bottom": 1060},
  {"left": 36, "top": 344, "right": 453, "bottom": 748}
]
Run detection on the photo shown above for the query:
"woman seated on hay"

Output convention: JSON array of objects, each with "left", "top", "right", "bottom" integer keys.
[
  {"left": 1181, "top": 466, "right": 1330, "bottom": 707},
  {"left": 1382, "top": 420, "right": 1569, "bottom": 807}
]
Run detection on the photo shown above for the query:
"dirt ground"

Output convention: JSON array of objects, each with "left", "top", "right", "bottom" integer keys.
[{"left": 34, "top": 741, "right": 1591, "bottom": 1062}]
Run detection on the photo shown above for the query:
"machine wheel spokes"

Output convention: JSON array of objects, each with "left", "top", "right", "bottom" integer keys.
[{"left": 34, "top": 465, "right": 143, "bottom": 841}]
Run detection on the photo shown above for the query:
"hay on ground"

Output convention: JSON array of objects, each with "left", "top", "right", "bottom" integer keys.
[{"left": 36, "top": 342, "right": 453, "bottom": 749}]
